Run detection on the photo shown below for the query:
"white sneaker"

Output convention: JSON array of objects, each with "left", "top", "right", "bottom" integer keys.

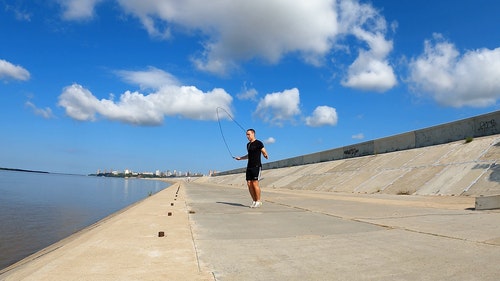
[
  {"left": 254, "top": 201, "right": 262, "bottom": 208},
  {"left": 250, "top": 201, "right": 256, "bottom": 208}
]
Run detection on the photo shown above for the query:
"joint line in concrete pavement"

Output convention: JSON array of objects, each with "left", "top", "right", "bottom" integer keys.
[{"left": 265, "top": 198, "right": 496, "bottom": 247}]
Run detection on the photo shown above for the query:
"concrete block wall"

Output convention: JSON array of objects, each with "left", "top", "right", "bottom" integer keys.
[
  {"left": 202, "top": 134, "right": 500, "bottom": 196},
  {"left": 216, "top": 110, "right": 500, "bottom": 176}
]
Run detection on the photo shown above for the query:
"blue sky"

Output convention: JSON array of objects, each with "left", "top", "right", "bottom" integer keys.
[{"left": 1, "top": 0, "right": 499, "bottom": 175}]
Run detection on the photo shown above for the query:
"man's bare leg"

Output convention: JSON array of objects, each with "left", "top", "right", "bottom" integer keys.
[
  {"left": 252, "top": 180, "right": 261, "bottom": 202},
  {"left": 247, "top": 180, "right": 257, "bottom": 201}
]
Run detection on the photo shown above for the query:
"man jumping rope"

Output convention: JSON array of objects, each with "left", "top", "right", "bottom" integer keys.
[{"left": 235, "top": 129, "right": 268, "bottom": 208}]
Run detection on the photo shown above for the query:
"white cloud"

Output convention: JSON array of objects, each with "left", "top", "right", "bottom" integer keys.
[
  {"left": 58, "top": 82, "right": 233, "bottom": 126},
  {"left": 116, "top": 0, "right": 338, "bottom": 75},
  {"left": 352, "top": 133, "right": 364, "bottom": 140},
  {"left": 237, "top": 87, "right": 258, "bottom": 101},
  {"left": 115, "top": 0, "right": 174, "bottom": 39},
  {"left": 342, "top": 53, "right": 396, "bottom": 92},
  {"left": 338, "top": 1, "right": 397, "bottom": 92},
  {"left": 408, "top": 34, "right": 500, "bottom": 107},
  {"left": 264, "top": 137, "right": 276, "bottom": 144},
  {"left": 0, "top": 59, "right": 30, "bottom": 81},
  {"left": 61, "top": 0, "right": 396, "bottom": 90},
  {"left": 115, "top": 67, "right": 180, "bottom": 90},
  {"left": 5, "top": 4, "right": 32, "bottom": 21},
  {"left": 25, "top": 101, "right": 55, "bottom": 119},
  {"left": 254, "top": 88, "right": 301, "bottom": 126},
  {"left": 58, "top": 0, "right": 104, "bottom": 20},
  {"left": 305, "top": 106, "right": 338, "bottom": 127}
]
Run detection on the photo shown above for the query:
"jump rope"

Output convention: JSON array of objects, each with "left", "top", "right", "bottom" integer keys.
[{"left": 216, "top": 107, "right": 246, "bottom": 159}]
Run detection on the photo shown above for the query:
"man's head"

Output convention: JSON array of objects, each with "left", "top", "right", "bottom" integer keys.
[{"left": 246, "top": 129, "right": 255, "bottom": 141}]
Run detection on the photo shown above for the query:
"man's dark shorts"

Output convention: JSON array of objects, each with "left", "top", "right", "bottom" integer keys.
[{"left": 246, "top": 167, "right": 261, "bottom": 181}]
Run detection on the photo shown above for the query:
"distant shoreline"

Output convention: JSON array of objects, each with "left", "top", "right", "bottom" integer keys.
[{"left": 0, "top": 167, "right": 49, "bottom": 174}]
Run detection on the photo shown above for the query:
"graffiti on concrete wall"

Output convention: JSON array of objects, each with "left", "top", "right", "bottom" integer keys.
[
  {"left": 343, "top": 147, "right": 359, "bottom": 157},
  {"left": 478, "top": 119, "right": 497, "bottom": 132}
]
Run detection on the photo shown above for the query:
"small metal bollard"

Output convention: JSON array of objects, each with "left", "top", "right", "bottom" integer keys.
[{"left": 158, "top": 231, "right": 165, "bottom": 237}]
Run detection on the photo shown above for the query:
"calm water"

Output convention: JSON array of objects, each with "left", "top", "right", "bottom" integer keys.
[{"left": 0, "top": 170, "right": 169, "bottom": 270}]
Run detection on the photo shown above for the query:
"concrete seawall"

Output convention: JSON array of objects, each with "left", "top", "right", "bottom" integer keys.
[
  {"left": 3, "top": 179, "right": 500, "bottom": 280},
  {"left": 1, "top": 111, "right": 499, "bottom": 280},
  {"left": 217, "top": 110, "right": 500, "bottom": 176},
  {"left": 0, "top": 183, "right": 214, "bottom": 281},
  {"left": 202, "top": 134, "right": 500, "bottom": 197},
  {"left": 2, "top": 136, "right": 499, "bottom": 279}
]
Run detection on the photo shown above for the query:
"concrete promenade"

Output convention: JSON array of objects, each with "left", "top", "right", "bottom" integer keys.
[
  {"left": 185, "top": 182, "right": 500, "bottom": 280},
  {"left": 2, "top": 180, "right": 499, "bottom": 280},
  {"left": 0, "top": 182, "right": 214, "bottom": 281},
  {"left": 1, "top": 134, "right": 499, "bottom": 280}
]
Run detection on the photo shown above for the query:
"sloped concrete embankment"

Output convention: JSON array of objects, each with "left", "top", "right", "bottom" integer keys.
[{"left": 200, "top": 135, "right": 500, "bottom": 197}]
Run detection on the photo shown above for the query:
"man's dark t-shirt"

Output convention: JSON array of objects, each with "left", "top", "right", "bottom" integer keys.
[{"left": 247, "top": 140, "right": 264, "bottom": 168}]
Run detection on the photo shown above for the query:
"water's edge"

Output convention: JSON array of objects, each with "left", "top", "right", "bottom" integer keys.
[{"left": 0, "top": 183, "right": 171, "bottom": 274}]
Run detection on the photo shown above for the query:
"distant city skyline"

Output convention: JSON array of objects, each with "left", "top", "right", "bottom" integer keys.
[{"left": 94, "top": 168, "right": 204, "bottom": 177}]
